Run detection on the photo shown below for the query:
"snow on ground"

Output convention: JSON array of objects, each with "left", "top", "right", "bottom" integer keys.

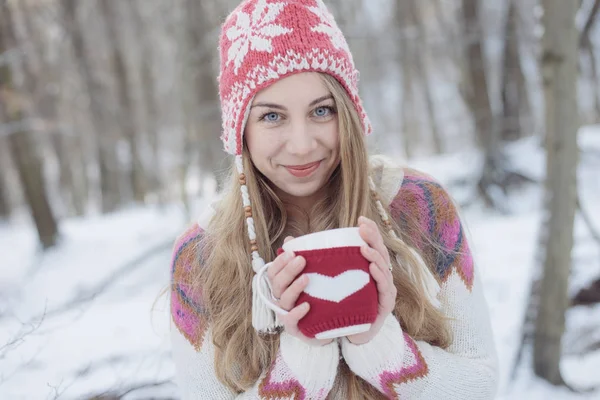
[
  {"left": 0, "top": 128, "right": 599, "bottom": 399},
  {"left": 0, "top": 205, "right": 191, "bottom": 399}
]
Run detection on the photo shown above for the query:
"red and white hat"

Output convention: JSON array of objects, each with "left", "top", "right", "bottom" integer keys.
[{"left": 217, "top": 0, "right": 439, "bottom": 334}]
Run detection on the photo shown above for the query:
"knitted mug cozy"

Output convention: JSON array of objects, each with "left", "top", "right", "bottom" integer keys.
[
  {"left": 217, "top": 0, "right": 440, "bottom": 334},
  {"left": 255, "top": 228, "right": 378, "bottom": 339}
]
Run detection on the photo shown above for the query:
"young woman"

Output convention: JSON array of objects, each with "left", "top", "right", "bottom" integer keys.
[{"left": 170, "top": 0, "right": 498, "bottom": 398}]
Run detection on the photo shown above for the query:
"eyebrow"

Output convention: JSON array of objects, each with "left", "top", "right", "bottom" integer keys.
[{"left": 251, "top": 94, "right": 333, "bottom": 110}]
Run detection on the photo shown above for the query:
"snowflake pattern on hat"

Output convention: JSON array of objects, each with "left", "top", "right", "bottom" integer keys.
[
  {"left": 307, "top": 0, "right": 352, "bottom": 56},
  {"left": 226, "top": 0, "right": 293, "bottom": 74},
  {"left": 218, "top": 0, "right": 373, "bottom": 156}
]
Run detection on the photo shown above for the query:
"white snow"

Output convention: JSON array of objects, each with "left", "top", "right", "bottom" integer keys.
[{"left": 1, "top": 127, "right": 599, "bottom": 399}]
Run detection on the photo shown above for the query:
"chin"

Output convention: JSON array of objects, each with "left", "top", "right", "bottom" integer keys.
[{"left": 279, "top": 180, "right": 325, "bottom": 199}]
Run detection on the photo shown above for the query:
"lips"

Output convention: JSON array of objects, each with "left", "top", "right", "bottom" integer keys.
[{"left": 285, "top": 160, "right": 322, "bottom": 178}]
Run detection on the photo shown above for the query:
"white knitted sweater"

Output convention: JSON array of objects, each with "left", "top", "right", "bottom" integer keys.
[{"left": 169, "top": 161, "right": 499, "bottom": 399}]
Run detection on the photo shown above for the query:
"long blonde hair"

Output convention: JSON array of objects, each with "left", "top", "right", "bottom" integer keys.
[{"left": 192, "top": 73, "right": 452, "bottom": 399}]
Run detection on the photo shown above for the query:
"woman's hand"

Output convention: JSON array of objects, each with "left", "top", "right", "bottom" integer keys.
[
  {"left": 346, "top": 216, "right": 398, "bottom": 345},
  {"left": 267, "top": 237, "right": 333, "bottom": 346}
]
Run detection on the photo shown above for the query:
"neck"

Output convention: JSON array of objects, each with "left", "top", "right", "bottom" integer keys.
[{"left": 276, "top": 186, "right": 328, "bottom": 219}]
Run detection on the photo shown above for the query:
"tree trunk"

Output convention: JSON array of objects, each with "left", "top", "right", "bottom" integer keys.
[
  {"left": 97, "top": 0, "right": 146, "bottom": 204},
  {"left": 432, "top": 0, "right": 461, "bottom": 75},
  {"left": 0, "top": 148, "right": 10, "bottom": 219},
  {"left": 579, "top": 0, "right": 600, "bottom": 49},
  {"left": 16, "top": 0, "right": 85, "bottom": 216},
  {"left": 183, "top": 0, "right": 226, "bottom": 191},
  {"left": 461, "top": 0, "right": 495, "bottom": 151},
  {"left": 533, "top": 0, "right": 579, "bottom": 385},
  {"left": 580, "top": 0, "right": 600, "bottom": 120},
  {"left": 396, "top": 0, "right": 418, "bottom": 159},
  {"left": 8, "top": 120, "right": 59, "bottom": 248},
  {"left": 129, "top": 0, "right": 163, "bottom": 199},
  {"left": 501, "top": 0, "right": 528, "bottom": 141},
  {"left": 50, "top": 132, "right": 86, "bottom": 216},
  {"left": 0, "top": 4, "right": 59, "bottom": 248},
  {"left": 461, "top": 0, "right": 505, "bottom": 209},
  {"left": 61, "top": 0, "right": 121, "bottom": 213},
  {"left": 408, "top": 0, "right": 444, "bottom": 154}
]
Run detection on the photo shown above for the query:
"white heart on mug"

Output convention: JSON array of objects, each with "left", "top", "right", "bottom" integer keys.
[{"left": 304, "top": 270, "right": 370, "bottom": 303}]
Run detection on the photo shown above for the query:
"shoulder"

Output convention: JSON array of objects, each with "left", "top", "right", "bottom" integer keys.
[
  {"left": 368, "top": 156, "right": 456, "bottom": 222},
  {"left": 170, "top": 222, "right": 209, "bottom": 350},
  {"left": 389, "top": 167, "right": 455, "bottom": 224},
  {"left": 170, "top": 199, "right": 219, "bottom": 283},
  {"left": 171, "top": 223, "right": 206, "bottom": 284},
  {"left": 389, "top": 168, "right": 474, "bottom": 287}
]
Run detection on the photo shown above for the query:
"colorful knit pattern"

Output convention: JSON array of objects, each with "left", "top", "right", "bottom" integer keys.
[
  {"left": 217, "top": 0, "right": 372, "bottom": 155},
  {"left": 258, "top": 353, "right": 306, "bottom": 399},
  {"left": 379, "top": 333, "right": 429, "bottom": 397},
  {"left": 171, "top": 223, "right": 208, "bottom": 351},
  {"left": 389, "top": 169, "right": 475, "bottom": 290}
]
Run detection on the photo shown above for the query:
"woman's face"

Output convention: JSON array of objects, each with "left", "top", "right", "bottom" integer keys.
[{"left": 245, "top": 72, "right": 340, "bottom": 205}]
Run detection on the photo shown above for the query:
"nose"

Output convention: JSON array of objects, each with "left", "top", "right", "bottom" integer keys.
[{"left": 286, "top": 120, "right": 316, "bottom": 156}]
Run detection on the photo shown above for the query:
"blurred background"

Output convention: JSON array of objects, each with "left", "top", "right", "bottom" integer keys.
[{"left": 0, "top": 0, "right": 599, "bottom": 399}]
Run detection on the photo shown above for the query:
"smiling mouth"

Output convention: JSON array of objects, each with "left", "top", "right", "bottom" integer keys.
[{"left": 284, "top": 160, "right": 322, "bottom": 177}]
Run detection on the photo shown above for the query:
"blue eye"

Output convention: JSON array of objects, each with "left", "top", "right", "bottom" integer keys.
[
  {"left": 261, "top": 112, "right": 280, "bottom": 122},
  {"left": 314, "top": 106, "right": 334, "bottom": 118}
]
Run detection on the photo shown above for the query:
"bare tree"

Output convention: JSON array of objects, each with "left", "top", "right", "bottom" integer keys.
[
  {"left": 129, "top": 0, "right": 163, "bottom": 200},
  {"left": 431, "top": 0, "right": 462, "bottom": 73},
  {"left": 533, "top": 0, "right": 580, "bottom": 385},
  {"left": 14, "top": 0, "right": 87, "bottom": 216},
  {"left": 60, "top": 0, "right": 122, "bottom": 213},
  {"left": 460, "top": 0, "right": 506, "bottom": 209},
  {"left": 0, "top": 146, "right": 10, "bottom": 219},
  {"left": 580, "top": 0, "right": 600, "bottom": 120},
  {"left": 407, "top": 0, "right": 444, "bottom": 154},
  {"left": 180, "top": 0, "right": 226, "bottom": 195},
  {"left": 395, "top": 0, "right": 419, "bottom": 159},
  {"left": 0, "top": 2, "right": 58, "bottom": 248},
  {"left": 501, "top": 0, "right": 531, "bottom": 141},
  {"left": 97, "top": 0, "right": 146, "bottom": 204}
]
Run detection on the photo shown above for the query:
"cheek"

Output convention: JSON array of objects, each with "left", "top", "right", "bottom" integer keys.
[
  {"left": 322, "top": 120, "right": 340, "bottom": 150},
  {"left": 245, "top": 126, "right": 280, "bottom": 167},
  {"left": 244, "top": 126, "right": 263, "bottom": 164}
]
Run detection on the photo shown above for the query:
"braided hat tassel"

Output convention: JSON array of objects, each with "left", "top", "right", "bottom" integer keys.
[{"left": 236, "top": 156, "right": 282, "bottom": 334}]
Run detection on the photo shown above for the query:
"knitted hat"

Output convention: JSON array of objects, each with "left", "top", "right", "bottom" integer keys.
[
  {"left": 217, "top": 0, "right": 439, "bottom": 334},
  {"left": 218, "top": 0, "right": 372, "bottom": 156}
]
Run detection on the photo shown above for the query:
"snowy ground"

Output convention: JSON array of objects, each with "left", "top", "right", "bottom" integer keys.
[{"left": 1, "top": 129, "right": 599, "bottom": 399}]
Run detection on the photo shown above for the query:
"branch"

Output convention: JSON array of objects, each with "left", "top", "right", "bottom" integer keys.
[
  {"left": 117, "top": 379, "right": 174, "bottom": 398},
  {"left": 0, "top": 303, "right": 46, "bottom": 358},
  {"left": 0, "top": 344, "right": 44, "bottom": 386},
  {"left": 510, "top": 277, "right": 541, "bottom": 381},
  {"left": 577, "top": 193, "right": 600, "bottom": 245},
  {"left": 564, "top": 323, "right": 600, "bottom": 357},
  {"left": 47, "top": 378, "right": 76, "bottom": 400},
  {"left": 81, "top": 379, "right": 174, "bottom": 400},
  {"left": 580, "top": 0, "right": 600, "bottom": 48},
  {"left": 37, "top": 239, "right": 173, "bottom": 321}
]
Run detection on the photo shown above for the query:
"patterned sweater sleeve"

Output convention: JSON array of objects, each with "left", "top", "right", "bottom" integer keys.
[
  {"left": 170, "top": 223, "right": 339, "bottom": 400},
  {"left": 340, "top": 170, "right": 499, "bottom": 399}
]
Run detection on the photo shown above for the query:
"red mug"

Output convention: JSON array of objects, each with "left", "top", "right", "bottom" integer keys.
[{"left": 256, "top": 227, "right": 378, "bottom": 339}]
